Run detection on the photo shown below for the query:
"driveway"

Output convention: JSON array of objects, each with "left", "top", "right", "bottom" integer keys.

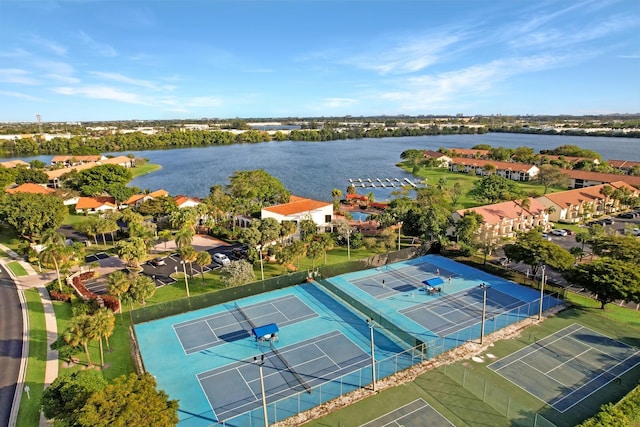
[{"left": 0, "top": 269, "right": 23, "bottom": 427}]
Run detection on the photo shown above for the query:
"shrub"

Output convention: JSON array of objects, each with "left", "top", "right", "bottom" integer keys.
[{"left": 49, "top": 290, "right": 72, "bottom": 302}]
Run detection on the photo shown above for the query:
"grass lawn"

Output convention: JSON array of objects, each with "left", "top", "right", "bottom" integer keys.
[
  {"left": 7, "top": 261, "right": 28, "bottom": 276},
  {"left": 16, "top": 289, "right": 47, "bottom": 427},
  {"left": 52, "top": 298, "right": 136, "bottom": 382},
  {"left": 399, "top": 162, "right": 566, "bottom": 210},
  {"left": 131, "top": 163, "right": 161, "bottom": 178},
  {"left": 305, "top": 300, "right": 640, "bottom": 427}
]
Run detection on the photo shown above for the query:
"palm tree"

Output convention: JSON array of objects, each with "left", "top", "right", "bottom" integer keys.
[
  {"left": 157, "top": 229, "right": 173, "bottom": 250},
  {"left": 63, "top": 314, "right": 97, "bottom": 367},
  {"left": 93, "top": 308, "right": 115, "bottom": 367},
  {"left": 179, "top": 245, "right": 197, "bottom": 277},
  {"left": 318, "top": 233, "right": 335, "bottom": 264},
  {"left": 107, "top": 270, "right": 131, "bottom": 313},
  {"left": 39, "top": 243, "right": 70, "bottom": 291},
  {"left": 128, "top": 274, "right": 156, "bottom": 305},
  {"left": 116, "top": 237, "right": 147, "bottom": 269},
  {"left": 195, "top": 251, "right": 212, "bottom": 283},
  {"left": 174, "top": 226, "right": 194, "bottom": 250}
]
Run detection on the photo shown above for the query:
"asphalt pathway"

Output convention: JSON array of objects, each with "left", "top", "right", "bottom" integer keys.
[{"left": 0, "top": 269, "right": 23, "bottom": 427}]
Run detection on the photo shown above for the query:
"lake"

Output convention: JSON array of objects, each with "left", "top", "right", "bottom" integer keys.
[{"left": 6, "top": 133, "right": 639, "bottom": 202}]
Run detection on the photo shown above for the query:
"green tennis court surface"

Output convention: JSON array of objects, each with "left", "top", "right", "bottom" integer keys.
[
  {"left": 360, "top": 398, "right": 454, "bottom": 427},
  {"left": 489, "top": 323, "right": 640, "bottom": 412}
]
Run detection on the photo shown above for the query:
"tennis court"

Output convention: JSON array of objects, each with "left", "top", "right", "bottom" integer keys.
[
  {"left": 136, "top": 282, "right": 414, "bottom": 427},
  {"left": 489, "top": 323, "right": 640, "bottom": 412},
  {"left": 172, "top": 295, "right": 317, "bottom": 354},
  {"left": 350, "top": 263, "right": 457, "bottom": 300},
  {"left": 360, "top": 398, "right": 454, "bottom": 427},
  {"left": 199, "top": 330, "right": 370, "bottom": 420},
  {"left": 400, "top": 286, "right": 523, "bottom": 337}
]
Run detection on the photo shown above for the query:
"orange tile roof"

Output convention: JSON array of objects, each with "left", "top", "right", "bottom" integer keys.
[
  {"left": 0, "top": 159, "right": 30, "bottom": 168},
  {"left": 423, "top": 150, "right": 448, "bottom": 158},
  {"left": 542, "top": 181, "right": 638, "bottom": 207},
  {"left": 6, "top": 183, "right": 55, "bottom": 195},
  {"left": 51, "top": 155, "right": 103, "bottom": 163},
  {"left": 122, "top": 194, "right": 145, "bottom": 205},
  {"left": 75, "top": 196, "right": 117, "bottom": 210},
  {"left": 450, "top": 157, "right": 537, "bottom": 172},
  {"left": 149, "top": 189, "right": 169, "bottom": 198},
  {"left": 456, "top": 198, "right": 547, "bottom": 225},
  {"left": 560, "top": 169, "right": 640, "bottom": 188},
  {"left": 45, "top": 163, "right": 97, "bottom": 179},
  {"left": 607, "top": 159, "right": 640, "bottom": 169},
  {"left": 100, "top": 155, "right": 132, "bottom": 166},
  {"left": 448, "top": 148, "right": 489, "bottom": 157},
  {"left": 174, "top": 195, "right": 200, "bottom": 206},
  {"left": 346, "top": 194, "right": 367, "bottom": 200},
  {"left": 263, "top": 196, "right": 331, "bottom": 216}
]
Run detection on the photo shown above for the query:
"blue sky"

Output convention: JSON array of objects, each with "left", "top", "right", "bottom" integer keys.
[{"left": 0, "top": 0, "right": 639, "bottom": 122}]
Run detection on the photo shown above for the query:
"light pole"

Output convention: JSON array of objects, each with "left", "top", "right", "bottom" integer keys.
[
  {"left": 254, "top": 355, "right": 269, "bottom": 427},
  {"left": 347, "top": 228, "right": 351, "bottom": 261},
  {"left": 366, "top": 318, "right": 377, "bottom": 391},
  {"left": 182, "top": 261, "right": 190, "bottom": 297},
  {"left": 538, "top": 265, "right": 546, "bottom": 320},
  {"left": 479, "top": 283, "right": 490, "bottom": 344},
  {"left": 257, "top": 245, "right": 264, "bottom": 281},
  {"left": 397, "top": 221, "right": 403, "bottom": 251}
]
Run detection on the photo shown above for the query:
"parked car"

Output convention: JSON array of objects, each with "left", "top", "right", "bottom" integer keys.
[
  {"left": 213, "top": 253, "right": 231, "bottom": 266},
  {"left": 618, "top": 212, "right": 635, "bottom": 219},
  {"left": 602, "top": 218, "right": 614, "bottom": 225},
  {"left": 232, "top": 246, "right": 248, "bottom": 259},
  {"left": 498, "top": 256, "right": 509, "bottom": 266},
  {"left": 541, "top": 233, "right": 551, "bottom": 240},
  {"left": 551, "top": 229, "right": 568, "bottom": 236},
  {"left": 562, "top": 229, "right": 573, "bottom": 235},
  {"left": 149, "top": 257, "right": 166, "bottom": 267}
]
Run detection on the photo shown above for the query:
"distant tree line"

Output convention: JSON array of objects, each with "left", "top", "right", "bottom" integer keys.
[{"left": 0, "top": 124, "right": 487, "bottom": 156}]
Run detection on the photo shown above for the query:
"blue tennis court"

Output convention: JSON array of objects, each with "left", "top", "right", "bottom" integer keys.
[
  {"left": 136, "top": 255, "right": 564, "bottom": 426},
  {"left": 489, "top": 323, "right": 640, "bottom": 412},
  {"left": 136, "top": 282, "right": 416, "bottom": 427}
]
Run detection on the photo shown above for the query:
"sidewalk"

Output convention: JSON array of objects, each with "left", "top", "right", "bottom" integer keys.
[{"left": 0, "top": 244, "right": 58, "bottom": 427}]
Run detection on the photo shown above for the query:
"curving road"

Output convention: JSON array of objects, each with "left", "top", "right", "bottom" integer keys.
[{"left": 0, "top": 268, "right": 23, "bottom": 427}]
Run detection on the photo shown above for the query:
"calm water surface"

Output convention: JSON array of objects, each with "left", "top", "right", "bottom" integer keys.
[{"left": 8, "top": 133, "right": 640, "bottom": 201}]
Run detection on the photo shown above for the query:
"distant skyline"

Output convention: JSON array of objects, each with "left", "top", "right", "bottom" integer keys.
[{"left": 1, "top": 0, "right": 639, "bottom": 122}]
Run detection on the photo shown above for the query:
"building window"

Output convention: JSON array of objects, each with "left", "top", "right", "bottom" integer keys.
[{"left": 325, "top": 214, "right": 332, "bottom": 223}]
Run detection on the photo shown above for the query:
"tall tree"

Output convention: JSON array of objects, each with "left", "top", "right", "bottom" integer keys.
[
  {"left": 503, "top": 230, "right": 575, "bottom": 276},
  {"left": 469, "top": 174, "right": 523, "bottom": 204},
  {"left": 227, "top": 169, "right": 290, "bottom": 214},
  {"left": 127, "top": 274, "right": 155, "bottom": 305},
  {"left": 535, "top": 164, "right": 569, "bottom": 194},
  {"left": 107, "top": 270, "right": 131, "bottom": 314},
  {"left": 63, "top": 314, "right": 98, "bottom": 367},
  {"left": 93, "top": 308, "right": 115, "bottom": 367},
  {"left": 39, "top": 231, "right": 71, "bottom": 291},
  {"left": 0, "top": 193, "right": 66, "bottom": 241},
  {"left": 42, "top": 370, "right": 107, "bottom": 426},
  {"left": 195, "top": 251, "right": 212, "bottom": 283},
  {"left": 564, "top": 258, "right": 640, "bottom": 309},
  {"left": 77, "top": 373, "right": 178, "bottom": 427}
]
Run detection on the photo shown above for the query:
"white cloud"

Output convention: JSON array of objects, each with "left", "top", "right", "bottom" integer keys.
[
  {"left": 78, "top": 31, "right": 118, "bottom": 57},
  {"left": 0, "top": 90, "right": 43, "bottom": 101},
  {"left": 34, "top": 60, "right": 75, "bottom": 76},
  {"left": 322, "top": 98, "right": 357, "bottom": 108},
  {"left": 30, "top": 35, "right": 67, "bottom": 56},
  {"left": 53, "top": 85, "right": 147, "bottom": 104},
  {"left": 346, "top": 35, "right": 461, "bottom": 75},
  {"left": 47, "top": 74, "right": 81, "bottom": 84},
  {"left": 381, "top": 55, "right": 567, "bottom": 111},
  {"left": 90, "top": 71, "right": 156, "bottom": 89},
  {"left": 0, "top": 68, "right": 40, "bottom": 85}
]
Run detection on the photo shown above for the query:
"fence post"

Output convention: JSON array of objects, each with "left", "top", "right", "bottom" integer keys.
[{"left": 507, "top": 396, "right": 511, "bottom": 419}]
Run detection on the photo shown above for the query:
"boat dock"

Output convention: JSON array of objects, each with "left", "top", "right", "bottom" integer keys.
[{"left": 348, "top": 178, "right": 418, "bottom": 188}]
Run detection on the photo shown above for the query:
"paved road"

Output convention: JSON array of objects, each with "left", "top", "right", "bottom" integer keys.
[{"left": 0, "top": 269, "right": 23, "bottom": 427}]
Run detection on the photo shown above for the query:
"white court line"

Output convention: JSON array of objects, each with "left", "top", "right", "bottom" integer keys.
[
  {"left": 552, "top": 350, "right": 640, "bottom": 412},
  {"left": 546, "top": 348, "right": 593, "bottom": 375},
  {"left": 520, "top": 359, "right": 572, "bottom": 388}
]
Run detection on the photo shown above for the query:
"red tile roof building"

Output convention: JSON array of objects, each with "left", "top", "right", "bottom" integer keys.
[
  {"left": 453, "top": 198, "right": 549, "bottom": 241},
  {"left": 261, "top": 195, "right": 333, "bottom": 234},
  {"left": 5, "top": 183, "right": 55, "bottom": 195},
  {"left": 536, "top": 181, "right": 639, "bottom": 224}
]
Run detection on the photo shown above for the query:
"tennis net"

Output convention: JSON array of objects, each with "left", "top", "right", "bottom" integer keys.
[
  {"left": 232, "top": 302, "right": 257, "bottom": 331},
  {"left": 270, "top": 341, "right": 312, "bottom": 393}
]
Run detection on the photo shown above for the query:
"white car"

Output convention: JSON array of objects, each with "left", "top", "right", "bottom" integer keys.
[
  {"left": 550, "top": 229, "right": 568, "bottom": 236},
  {"left": 213, "top": 253, "right": 231, "bottom": 266}
]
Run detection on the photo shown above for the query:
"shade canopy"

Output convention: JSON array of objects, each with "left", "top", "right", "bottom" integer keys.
[
  {"left": 252, "top": 323, "right": 279, "bottom": 340},
  {"left": 423, "top": 277, "right": 444, "bottom": 287}
]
